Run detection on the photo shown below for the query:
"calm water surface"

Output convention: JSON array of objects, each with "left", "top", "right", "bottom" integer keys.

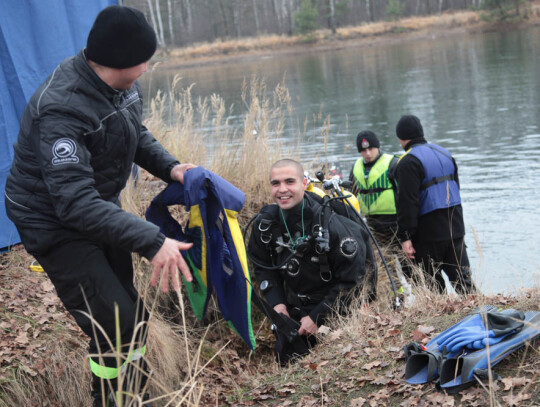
[{"left": 140, "top": 26, "right": 540, "bottom": 295}]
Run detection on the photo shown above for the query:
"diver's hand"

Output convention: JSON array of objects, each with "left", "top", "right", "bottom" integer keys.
[
  {"left": 299, "top": 316, "right": 317, "bottom": 336},
  {"left": 401, "top": 240, "right": 416, "bottom": 259},
  {"left": 150, "top": 237, "right": 193, "bottom": 292},
  {"left": 170, "top": 163, "right": 197, "bottom": 184},
  {"left": 274, "top": 303, "right": 290, "bottom": 317}
]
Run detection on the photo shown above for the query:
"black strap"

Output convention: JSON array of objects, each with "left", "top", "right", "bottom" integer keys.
[
  {"left": 425, "top": 144, "right": 453, "bottom": 160},
  {"left": 357, "top": 187, "right": 391, "bottom": 195},
  {"left": 420, "top": 173, "right": 455, "bottom": 190}
]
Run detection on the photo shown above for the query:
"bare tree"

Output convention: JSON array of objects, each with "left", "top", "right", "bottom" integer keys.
[
  {"left": 146, "top": 0, "right": 158, "bottom": 37},
  {"left": 218, "top": 0, "right": 231, "bottom": 37},
  {"left": 253, "top": 0, "right": 261, "bottom": 34},
  {"left": 365, "top": 0, "right": 375, "bottom": 22},
  {"left": 328, "top": 0, "right": 336, "bottom": 34},
  {"left": 154, "top": 0, "right": 166, "bottom": 46},
  {"left": 167, "top": 0, "right": 174, "bottom": 45},
  {"left": 184, "top": 0, "right": 193, "bottom": 41},
  {"left": 232, "top": 0, "right": 241, "bottom": 37},
  {"left": 415, "top": 0, "right": 421, "bottom": 14},
  {"left": 283, "top": 0, "right": 294, "bottom": 35}
]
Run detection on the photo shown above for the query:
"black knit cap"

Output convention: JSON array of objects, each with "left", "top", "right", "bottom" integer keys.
[
  {"left": 395, "top": 115, "right": 424, "bottom": 140},
  {"left": 356, "top": 130, "right": 380, "bottom": 152},
  {"left": 86, "top": 5, "right": 157, "bottom": 69}
]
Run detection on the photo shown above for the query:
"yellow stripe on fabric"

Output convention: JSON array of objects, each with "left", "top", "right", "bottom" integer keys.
[
  {"left": 90, "top": 358, "right": 120, "bottom": 379},
  {"left": 397, "top": 148, "right": 412, "bottom": 164},
  {"left": 187, "top": 205, "right": 207, "bottom": 286},
  {"left": 224, "top": 209, "right": 250, "bottom": 287},
  {"left": 224, "top": 208, "right": 257, "bottom": 349},
  {"left": 89, "top": 345, "right": 146, "bottom": 379}
]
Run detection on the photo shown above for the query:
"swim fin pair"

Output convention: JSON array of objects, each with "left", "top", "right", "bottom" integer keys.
[
  {"left": 404, "top": 305, "right": 498, "bottom": 384},
  {"left": 404, "top": 306, "right": 540, "bottom": 393},
  {"left": 437, "top": 310, "right": 540, "bottom": 393}
]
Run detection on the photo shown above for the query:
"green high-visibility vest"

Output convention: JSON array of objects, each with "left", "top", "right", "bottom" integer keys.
[{"left": 352, "top": 153, "right": 397, "bottom": 216}]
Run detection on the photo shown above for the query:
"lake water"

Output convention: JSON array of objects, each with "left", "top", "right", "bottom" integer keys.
[{"left": 140, "top": 26, "right": 540, "bottom": 295}]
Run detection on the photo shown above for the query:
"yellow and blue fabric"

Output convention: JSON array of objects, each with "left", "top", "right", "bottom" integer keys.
[{"left": 145, "top": 167, "right": 256, "bottom": 349}]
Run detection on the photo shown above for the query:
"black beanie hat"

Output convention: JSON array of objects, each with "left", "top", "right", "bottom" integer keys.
[
  {"left": 86, "top": 6, "right": 157, "bottom": 69},
  {"left": 395, "top": 115, "right": 424, "bottom": 140},
  {"left": 356, "top": 130, "right": 380, "bottom": 152}
]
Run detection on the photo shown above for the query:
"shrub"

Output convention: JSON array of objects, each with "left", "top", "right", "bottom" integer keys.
[{"left": 294, "top": 0, "right": 319, "bottom": 35}]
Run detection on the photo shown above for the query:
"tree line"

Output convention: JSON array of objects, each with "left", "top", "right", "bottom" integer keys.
[{"left": 127, "top": 0, "right": 529, "bottom": 48}]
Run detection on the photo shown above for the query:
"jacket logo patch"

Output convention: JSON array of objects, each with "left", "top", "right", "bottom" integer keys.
[
  {"left": 124, "top": 90, "right": 139, "bottom": 104},
  {"left": 52, "top": 138, "right": 79, "bottom": 165}
]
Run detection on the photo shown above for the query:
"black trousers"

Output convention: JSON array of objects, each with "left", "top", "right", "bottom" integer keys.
[
  {"left": 30, "top": 234, "right": 149, "bottom": 369},
  {"left": 406, "top": 237, "right": 476, "bottom": 294}
]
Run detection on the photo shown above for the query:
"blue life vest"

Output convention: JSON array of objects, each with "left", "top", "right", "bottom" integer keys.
[
  {"left": 407, "top": 143, "right": 461, "bottom": 216},
  {"left": 145, "top": 167, "right": 256, "bottom": 350}
]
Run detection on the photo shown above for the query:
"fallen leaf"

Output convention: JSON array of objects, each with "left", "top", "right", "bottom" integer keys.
[
  {"left": 417, "top": 325, "right": 435, "bottom": 335},
  {"left": 350, "top": 397, "right": 366, "bottom": 406},
  {"left": 362, "top": 360, "right": 382, "bottom": 370},
  {"left": 502, "top": 393, "right": 531, "bottom": 406},
  {"left": 410, "top": 329, "right": 427, "bottom": 342},
  {"left": 501, "top": 377, "right": 529, "bottom": 390}
]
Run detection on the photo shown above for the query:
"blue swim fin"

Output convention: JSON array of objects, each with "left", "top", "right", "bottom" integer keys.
[
  {"left": 437, "top": 310, "right": 540, "bottom": 393},
  {"left": 404, "top": 305, "right": 498, "bottom": 384}
]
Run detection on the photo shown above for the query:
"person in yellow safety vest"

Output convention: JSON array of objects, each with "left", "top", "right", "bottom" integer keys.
[{"left": 349, "top": 130, "right": 400, "bottom": 243}]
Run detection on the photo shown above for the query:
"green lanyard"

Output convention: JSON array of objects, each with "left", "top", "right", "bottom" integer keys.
[{"left": 279, "top": 199, "right": 305, "bottom": 249}]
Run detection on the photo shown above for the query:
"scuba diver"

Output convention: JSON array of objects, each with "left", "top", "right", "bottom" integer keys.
[{"left": 247, "top": 159, "right": 374, "bottom": 365}]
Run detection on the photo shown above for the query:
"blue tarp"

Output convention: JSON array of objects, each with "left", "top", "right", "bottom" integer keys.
[{"left": 0, "top": 0, "right": 117, "bottom": 251}]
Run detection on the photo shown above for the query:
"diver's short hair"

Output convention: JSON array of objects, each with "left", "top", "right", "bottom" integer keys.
[{"left": 270, "top": 159, "right": 304, "bottom": 179}]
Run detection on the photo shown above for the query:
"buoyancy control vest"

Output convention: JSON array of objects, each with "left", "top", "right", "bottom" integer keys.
[
  {"left": 352, "top": 153, "right": 397, "bottom": 216},
  {"left": 145, "top": 166, "right": 255, "bottom": 349},
  {"left": 406, "top": 143, "right": 461, "bottom": 216}
]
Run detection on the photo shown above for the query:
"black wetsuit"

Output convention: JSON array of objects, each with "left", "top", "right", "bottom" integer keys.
[{"left": 248, "top": 191, "right": 374, "bottom": 363}]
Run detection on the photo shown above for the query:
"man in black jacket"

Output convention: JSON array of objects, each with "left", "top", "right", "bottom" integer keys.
[
  {"left": 5, "top": 6, "right": 195, "bottom": 405},
  {"left": 393, "top": 115, "right": 476, "bottom": 294},
  {"left": 248, "top": 159, "right": 373, "bottom": 364}
]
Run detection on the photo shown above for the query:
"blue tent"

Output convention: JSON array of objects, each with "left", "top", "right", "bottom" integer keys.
[{"left": 0, "top": 0, "right": 117, "bottom": 251}]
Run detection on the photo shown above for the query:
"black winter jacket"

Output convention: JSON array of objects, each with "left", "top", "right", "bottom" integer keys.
[{"left": 5, "top": 50, "right": 178, "bottom": 260}]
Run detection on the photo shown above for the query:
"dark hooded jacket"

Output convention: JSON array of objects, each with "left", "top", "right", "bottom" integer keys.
[{"left": 5, "top": 50, "right": 178, "bottom": 259}]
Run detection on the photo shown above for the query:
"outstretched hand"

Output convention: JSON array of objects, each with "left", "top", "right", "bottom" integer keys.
[
  {"left": 170, "top": 163, "right": 197, "bottom": 184},
  {"left": 150, "top": 237, "right": 193, "bottom": 292}
]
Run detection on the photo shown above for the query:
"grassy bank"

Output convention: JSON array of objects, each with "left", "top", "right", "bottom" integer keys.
[
  {"left": 155, "top": 3, "right": 540, "bottom": 69},
  {"left": 1, "top": 76, "right": 540, "bottom": 407}
]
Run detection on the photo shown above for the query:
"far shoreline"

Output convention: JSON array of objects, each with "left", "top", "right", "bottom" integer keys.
[{"left": 152, "top": 6, "right": 540, "bottom": 71}]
